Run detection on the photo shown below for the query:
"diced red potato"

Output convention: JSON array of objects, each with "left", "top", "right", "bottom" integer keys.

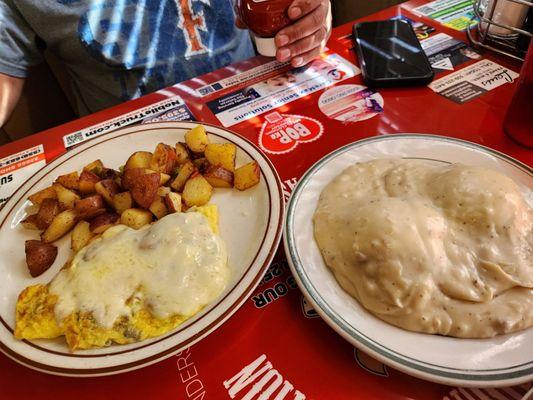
[
  {"left": 112, "top": 192, "right": 134, "bottom": 215},
  {"left": 55, "top": 171, "right": 79, "bottom": 190},
  {"left": 28, "top": 186, "right": 57, "bottom": 206},
  {"left": 182, "top": 173, "right": 213, "bottom": 207},
  {"left": 130, "top": 172, "right": 161, "bottom": 209},
  {"left": 150, "top": 143, "right": 177, "bottom": 174},
  {"left": 174, "top": 142, "right": 190, "bottom": 165},
  {"left": 125, "top": 151, "right": 152, "bottom": 170},
  {"left": 78, "top": 170, "right": 101, "bottom": 194},
  {"left": 234, "top": 161, "right": 261, "bottom": 191},
  {"left": 89, "top": 212, "right": 120, "bottom": 234},
  {"left": 41, "top": 209, "right": 78, "bottom": 243},
  {"left": 203, "top": 165, "right": 234, "bottom": 188},
  {"left": 25, "top": 240, "right": 58, "bottom": 277},
  {"left": 83, "top": 159, "right": 104, "bottom": 175},
  {"left": 165, "top": 192, "right": 182, "bottom": 213},
  {"left": 35, "top": 198, "right": 60, "bottom": 230},
  {"left": 149, "top": 197, "right": 169, "bottom": 219},
  {"left": 74, "top": 195, "right": 106, "bottom": 219},
  {"left": 170, "top": 161, "right": 195, "bottom": 192},
  {"left": 20, "top": 214, "right": 40, "bottom": 230},
  {"left": 95, "top": 179, "right": 120, "bottom": 204}
]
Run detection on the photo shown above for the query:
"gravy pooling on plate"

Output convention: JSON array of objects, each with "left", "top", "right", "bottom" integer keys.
[{"left": 313, "top": 159, "right": 533, "bottom": 338}]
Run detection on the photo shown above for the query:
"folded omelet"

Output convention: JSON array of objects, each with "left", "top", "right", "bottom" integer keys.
[{"left": 15, "top": 206, "right": 229, "bottom": 351}]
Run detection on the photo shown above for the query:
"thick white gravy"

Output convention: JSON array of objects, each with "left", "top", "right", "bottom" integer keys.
[
  {"left": 313, "top": 159, "right": 532, "bottom": 338},
  {"left": 50, "top": 212, "right": 229, "bottom": 328}
]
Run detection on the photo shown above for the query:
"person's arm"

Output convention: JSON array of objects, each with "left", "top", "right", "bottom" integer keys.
[
  {"left": 0, "top": 73, "right": 24, "bottom": 127},
  {"left": 275, "top": 0, "right": 332, "bottom": 67}
]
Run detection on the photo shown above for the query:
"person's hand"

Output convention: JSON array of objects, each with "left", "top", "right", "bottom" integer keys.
[{"left": 275, "top": 0, "right": 332, "bottom": 67}]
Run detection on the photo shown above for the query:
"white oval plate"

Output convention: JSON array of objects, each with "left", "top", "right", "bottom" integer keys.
[
  {"left": 0, "top": 122, "right": 283, "bottom": 377},
  {"left": 284, "top": 134, "right": 532, "bottom": 388}
]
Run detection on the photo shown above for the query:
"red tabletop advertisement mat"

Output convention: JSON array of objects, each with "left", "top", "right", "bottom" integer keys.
[{"left": 1, "top": 1, "right": 532, "bottom": 399}]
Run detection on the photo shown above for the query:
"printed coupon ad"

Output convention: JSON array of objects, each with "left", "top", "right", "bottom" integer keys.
[
  {"left": 195, "top": 59, "right": 291, "bottom": 97},
  {"left": 318, "top": 85, "right": 384, "bottom": 122},
  {"left": 421, "top": 33, "right": 482, "bottom": 73},
  {"left": 429, "top": 59, "right": 519, "bottom": 103},
  {"left": 258, "top": 112, "right": 324, "bottom": 155},
  {"left": 391, "top": 16, "right": 437, "bottom": 40},
  {"left": 206, "top": 54, "right": 360, "bottom": 127},
  {"left": 0, "top": 145, "right": 46, "bottom": 206},
  {"left": 413, "top": 0, "right": 477, "bottom": 31},
  {"left": 63, "top": 95, "right": 194, "bottom": 148}
]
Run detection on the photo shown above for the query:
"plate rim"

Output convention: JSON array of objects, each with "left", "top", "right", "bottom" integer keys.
[
  {"left": 0, "top": 121, "right": 285, "bottom": 376},
  {"left": 284, "top": 133, "right": 533, "bottom": 388}
]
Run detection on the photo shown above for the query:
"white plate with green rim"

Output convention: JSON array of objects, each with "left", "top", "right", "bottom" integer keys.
[
  {"left": 0, "top": 121, "right": 284, "bottom": 377},
  {"left": 284, "top": 134, "right": 532, "bottom": 388}
]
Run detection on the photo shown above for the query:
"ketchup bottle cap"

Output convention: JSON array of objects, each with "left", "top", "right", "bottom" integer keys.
[{"left": 252, "top": 34, "right": 278, "bottom": 57}]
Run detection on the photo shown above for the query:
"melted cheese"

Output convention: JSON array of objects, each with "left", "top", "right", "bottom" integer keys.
[
  {"left": 314, "top": 159, "right": 533, "bottom": 338},
  {"left": 50, "top": 212, "right": 229, "bottom": 329}
]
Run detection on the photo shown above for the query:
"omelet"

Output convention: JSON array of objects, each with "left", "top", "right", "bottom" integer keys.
[{"left": 15, "top": 206, "right": 229, "bottom": 351}]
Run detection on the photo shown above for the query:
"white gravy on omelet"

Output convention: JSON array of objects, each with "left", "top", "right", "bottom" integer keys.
[
  {"left": 314, "top": 159, "right": 533, "bottom": 338},
  {"left": 50, "top": 212, "right": 229, "bottom": 328}
]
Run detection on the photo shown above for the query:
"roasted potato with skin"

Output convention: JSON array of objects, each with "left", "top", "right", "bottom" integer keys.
[
  {"left": 53, "top": 183, "right": 80, "bottom": 210},
  {"left": 28, "top": 186, "right": 57, "bottom": 206},
  {"left": 78, "top": 170, "right": 101, "bottom": 194},
  {"left": 20, "top": 214, "right": 40, "bottom": 230},
  {"left": 157, "top": 186, "right": 171, "bottom": 197},
  {"left": 89, "top": 212, "right": 120, "bottom": 234},
  {"left": 175, "top": 142, "right": 191, "bottom": 165},
  {"left": 204, "top": 165, "right": 233, "bottom": 188},
  {"left": 170, "top": 161, "right": 195, "bottom": 192},
  {"left": 165, "top": 192, "right": 182, "bottom": 213},
  {"left": 159, "top": 173, "right": 171, "bottom": 186},
  {"left": 130, "top": 172, "right": 160, "bottom": 209},
  {"left": 55, "top": 171, "right": 79, "bottom": 190},
  {"left": 205, "top": 143, "right": 236, "bottom": 171},
  {"left": 99, "top": 168, "right": 120, "bottom": 181},
  {"left": 71, "top": 221, "right": 94, "bottom": 252},
  {"left": 120, "top": 208, "right": 153, "bottom": 229},
  {"left": 25, "top": 240, "right": 58, "bottom": 277},
  {"left": 74, "top": 195, "right": 106, "bottom": 219},
  {"left": 36, "top": 198, "right": 60, "bottom": 230},
  {"left": 41, "top": 209, "right": 78, "bottom": 243},
  {"left": 150, "top": 143, "right": 177, "bottom": 174},
  {"left": 182, "top": 173, "right": 213, "bottom": 207},
  {"left": 143, "top": 168, "right": 171, "bottom": 186},
  {"left": 234, "top": 161, "right": 260, "bottom": 191},
  {"left": 149, "top": 197, "right": 169, "bottom": 219},
  {"left": 193, "top": 158, "right": 210, "bottom": 174},
  {"left": 122, "top": 168, "right": 147, "bottom": 191},
  {"left": 185, "top": 125, "right": 209, "bottom": 153},
  {"left": 83, "top": 159, "right": 104, "bottom": 175},
  {"left": 125, "top": 151, "right": 152, "bottom": 170},
  {"left": 95, "top": 179, "right": 120, "bottom": 204},
  {"left": 112, "top": 192, "right": 133, "bottom": 215}
]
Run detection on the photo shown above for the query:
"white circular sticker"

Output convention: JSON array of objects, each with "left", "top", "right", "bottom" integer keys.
[{"left": 318, "top": 84, "right": 384, "bottom": 122}]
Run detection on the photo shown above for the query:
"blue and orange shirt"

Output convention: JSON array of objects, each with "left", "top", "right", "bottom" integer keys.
[{"left": 0, "top": 0, "right": 255, "bottom": 114}]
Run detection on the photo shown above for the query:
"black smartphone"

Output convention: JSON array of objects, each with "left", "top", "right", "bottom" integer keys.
[{"left": 353, "top": 20, "right": 434, "bottom": 87}]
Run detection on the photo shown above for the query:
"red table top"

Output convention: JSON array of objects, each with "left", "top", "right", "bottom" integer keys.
[{"left": 0, "top": 1, "right": 531, "bottom": 399}]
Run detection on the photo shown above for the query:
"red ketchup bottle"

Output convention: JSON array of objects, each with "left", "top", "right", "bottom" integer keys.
[
  {"left": 503, "top": 40, "right": 533, "bottom": 148},
  {"left": 236, "top": 0, "right": 293, "bottom": 57}
]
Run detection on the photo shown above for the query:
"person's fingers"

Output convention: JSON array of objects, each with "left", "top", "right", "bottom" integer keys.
[
  {"left": 287, "top": 0, "right": 323, "bottom": 20},
  {"left": 290, "top": 46, "right": 322, "bottom": 68},
  {"left": 275, "top": 1, "right": 327, "bottom": 47},
  {"left": 276, "top": 27, "right": 327, "bottom": 62}
]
